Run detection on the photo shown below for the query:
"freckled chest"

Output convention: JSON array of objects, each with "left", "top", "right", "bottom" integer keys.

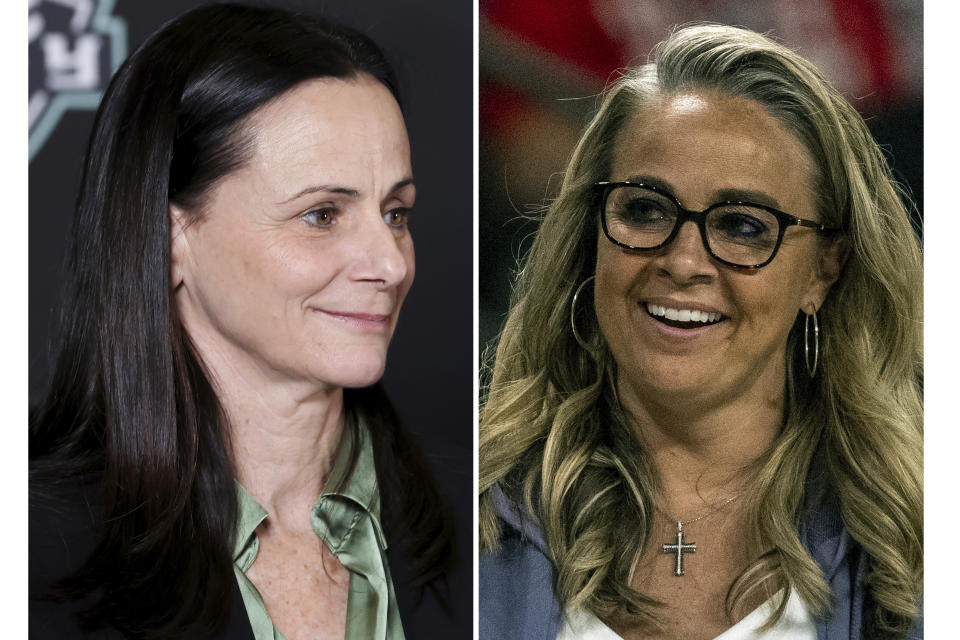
[{"left": 245, "top": 525, "right": 350, "bottom": 640}]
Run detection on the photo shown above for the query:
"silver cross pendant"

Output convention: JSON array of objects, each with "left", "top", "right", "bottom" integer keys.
[{"left": 662, "top": 521, "right": 696, "bottom": 576}]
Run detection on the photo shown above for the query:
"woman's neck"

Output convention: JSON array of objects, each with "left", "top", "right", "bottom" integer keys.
[
  {"left": 227, "top": 384, "right": 344, "bottom": 534},
  {"left": 617, "top": 373, "right": 783, "bottom": 517},
  {"left": 189, "top": 332, "right": 345, "bottom": 535}
]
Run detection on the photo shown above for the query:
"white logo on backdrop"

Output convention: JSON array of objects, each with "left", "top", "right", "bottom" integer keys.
[{"left": 29, "top": 0, "right": 127, "bottom": 161}]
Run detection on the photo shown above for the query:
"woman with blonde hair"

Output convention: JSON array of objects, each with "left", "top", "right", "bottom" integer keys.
[{"left": 479, "top": 24, "right": 922, "bottom": 639}]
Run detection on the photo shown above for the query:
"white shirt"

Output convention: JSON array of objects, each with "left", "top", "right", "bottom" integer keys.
[{"left": 557, "top": 589, "right": 815, "bottom": 640}]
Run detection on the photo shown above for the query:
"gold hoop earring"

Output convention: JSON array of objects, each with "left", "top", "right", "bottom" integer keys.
[
  {"left": 570, "top": 276, "right": 596, "bottom": 351},
  {"left": 804, "top": 308, "right": 820, "bottom": 378}
]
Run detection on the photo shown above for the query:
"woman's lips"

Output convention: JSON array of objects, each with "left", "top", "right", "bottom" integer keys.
[
  {"left": 641, "top": 301, "right": 726, "bottom": 333},
  {"left": 645, "top": 302, "right": 723, "bottom": 324},
  {"left": 315, "top": 309, "right": 391, "bottom": 331}
]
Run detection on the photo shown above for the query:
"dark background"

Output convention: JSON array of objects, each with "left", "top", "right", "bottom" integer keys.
[{"left": 28, "top": 0, "right": 472, "bottom": 637}]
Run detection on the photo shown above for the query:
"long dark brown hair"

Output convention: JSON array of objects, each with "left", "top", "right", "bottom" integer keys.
[{"left": 30, "top": 4, "right": 454, "bottom": 637}]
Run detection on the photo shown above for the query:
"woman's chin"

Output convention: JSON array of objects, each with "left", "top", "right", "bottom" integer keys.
[
  {"left": 310, "top": 356, "right": 388, "bottom": 390},
  {"left": 620, "top": 359, "right": 714, "bottom": 399}
]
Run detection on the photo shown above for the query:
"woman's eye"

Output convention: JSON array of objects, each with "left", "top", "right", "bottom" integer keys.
[
  {"left": 714, "top": 211, "right": 770, "bottom": 239},
  {"left": 621, "top": 199, "right": 670, "bottom": 225},
  {"left": 383, "top": 207, "right": 410, "bottom": 228},
  {"left": 302, "top": 207, "right": 337, "bottom": 227}
]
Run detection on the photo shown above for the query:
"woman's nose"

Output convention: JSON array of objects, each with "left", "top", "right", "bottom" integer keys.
[
  {"left": 653, "top": 221, "right": 717, "bottom": 282},
  {"left": 348, "top": 210, "right": 411, "bottom": 288}
]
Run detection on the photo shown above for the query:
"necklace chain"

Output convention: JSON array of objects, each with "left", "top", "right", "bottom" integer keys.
[
  {"left": 661, "top": 493, "right": 741, "bottom": 577},
  {"left": 670, "top": 493, "right": 740, "bottom": 530}
]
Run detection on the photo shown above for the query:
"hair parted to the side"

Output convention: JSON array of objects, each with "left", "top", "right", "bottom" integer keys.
[
  {"left": 480, "top": 24, "right": 921, "bottom": 638},
  {"left": 30, "top": 4, "right": 453, "bottom": 637}
]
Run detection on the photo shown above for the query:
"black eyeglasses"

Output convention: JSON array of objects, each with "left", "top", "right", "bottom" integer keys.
[{"left": 595, "top": 181, "right": 839, "bottom": 269}]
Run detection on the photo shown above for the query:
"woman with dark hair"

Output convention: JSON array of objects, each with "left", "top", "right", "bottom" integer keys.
[
  {"left": 480, "top": 24, "right": 922, "bottom": 640},
  {"left": 30, "top": 4, "right": 454, "bottom": 639}
]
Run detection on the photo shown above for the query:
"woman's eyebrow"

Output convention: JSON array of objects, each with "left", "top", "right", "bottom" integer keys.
[
  {"left": 391, "top": 178, "right": 415, "bottom": 193},
  {"left": 624, "top": 175, "right": 781, "bottom": 209},
  {"left": 624, "top": 174, "right": 675, "bottom": 194},
  {"left": 277, "top": 178, "right": 415, "bottom": 205},
  {"left": 714, "top": 188, "right": 781, "bottom": 209},
  {"left": 277, "top": 184, "right": 360, "bottom": 204}
]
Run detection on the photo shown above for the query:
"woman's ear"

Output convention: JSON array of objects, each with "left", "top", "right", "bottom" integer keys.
[
  {"left": 169, "top": 204, "right": 188, "bottom": 289},
  {"left": 804, "top": 235, "right": 850, "bottom": 311}
]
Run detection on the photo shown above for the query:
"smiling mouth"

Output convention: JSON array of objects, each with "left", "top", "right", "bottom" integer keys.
[
  {"left": 324, "top": 311, "right": 390, "bottom": 321},
  {"left": 644, "top": 303, "right": 725, "bottom": 329},
  {"left": 315, "top": 309, "right": 392, "bottom": 330}
]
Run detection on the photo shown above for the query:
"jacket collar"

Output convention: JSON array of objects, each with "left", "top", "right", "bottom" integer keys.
[
  {"left": 489, "top": 483, "right": 550, "bottom": 555},
  {"left": 799, "top": 453, "right": 853, "bottom": 582}
]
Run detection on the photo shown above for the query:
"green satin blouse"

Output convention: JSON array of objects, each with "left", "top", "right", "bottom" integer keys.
[{"left": 232, "top": 418, "right": 404, "bottom": 639}]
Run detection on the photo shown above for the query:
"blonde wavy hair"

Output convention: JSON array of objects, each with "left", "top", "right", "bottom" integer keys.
[{"left": 479, "top": 24, "right": 922, "bottom": 637}]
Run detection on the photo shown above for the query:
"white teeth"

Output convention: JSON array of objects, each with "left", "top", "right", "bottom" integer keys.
[{"left": 645, "top": 303, "right": 722, "bottom": 323}]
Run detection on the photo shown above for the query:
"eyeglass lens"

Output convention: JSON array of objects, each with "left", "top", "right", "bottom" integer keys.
[{"left": 604, "top": 185, "right": 780, "bottom": 266}]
